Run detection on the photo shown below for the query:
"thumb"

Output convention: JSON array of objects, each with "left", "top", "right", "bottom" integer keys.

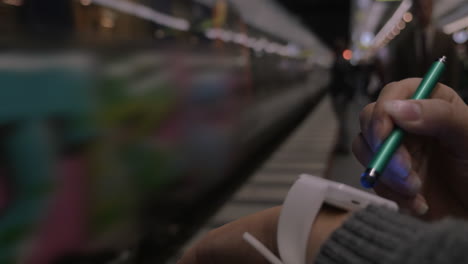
[{"left": 383, "top": 99, "right": 468, "bottom": 152}]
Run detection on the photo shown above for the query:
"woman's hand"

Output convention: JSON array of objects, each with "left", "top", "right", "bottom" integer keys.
[
  {"left": 353, "top": 78, "right": 468, "bottom": 220},
  {"left": 177, "top": 207, "right": 281, "bottom": 264},
  {"left": 177, "top": 205, "right": 350, "bottom": 264}
]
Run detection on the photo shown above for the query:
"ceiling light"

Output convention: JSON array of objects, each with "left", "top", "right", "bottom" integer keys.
[
  {"left": 397, "top": 21, "right": 406, "bottom": 30},
  {"left": 444, "top": 16, "right": 468, "bottom": 35},
  {"left": 453, "top": 30, "right": 468, "bottom": 44},
  {"left": 342, "top": 49, "right": 353, "bottom": 60},
  {"left": 80, "top": 0, "right": 92, "bottom": 6},
  {"left": 3, "top": 0, "right": 22, "bottom": 6},
  {"left": 403, "top": 12, "right": 413, "bottom": 23}
]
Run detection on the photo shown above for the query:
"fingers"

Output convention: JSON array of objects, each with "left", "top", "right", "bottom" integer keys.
[
  {"left": 353, "top": 78, "right": 465, "bottom": 214},
  {"left": 371, "top": 79, "right": 465, "bottom": 150},
  {"left": 356, "top": 78, "right": 464, "bottom": 180},
  {"left": 376, "top": 78, "right": 458, "bottom": 105},
  {"left": 352, "top": 134, "right": 419, "bottom": 196},
  {"left": 383, "top": 99, "right": 468, "bottom": 156},
  {"left": 374, "top": 184, "right": 429, "bottom": 215},
  {"left": 359, "top": 102, "right": 376, "bottom": 150},
  {"left": 177, "top": 246, "right": 198, "bottom": 264},
  {"left": 352, "top": 134, "right": 427, "bottom": 214}
]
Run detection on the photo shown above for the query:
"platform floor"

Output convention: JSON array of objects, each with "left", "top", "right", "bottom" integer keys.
[
  {"left": 327, "top": 95, "right": 373, "bottom": 190},
  {"left": 208, "top": 96, "right": 338, "bottom": 226},
  {"left": 168, "top": 95, "right": 373, "bottom": 263}
]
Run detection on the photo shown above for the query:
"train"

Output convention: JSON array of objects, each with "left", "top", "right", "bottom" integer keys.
[{"left": 0, "top": 0, "right": 331, "bottom": 263}]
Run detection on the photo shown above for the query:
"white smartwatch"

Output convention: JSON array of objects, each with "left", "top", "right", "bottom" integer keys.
[{"left": 243, "top": 174, "right": 398, "bottom": 264}]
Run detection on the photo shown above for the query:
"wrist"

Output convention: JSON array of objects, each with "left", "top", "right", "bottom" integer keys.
[
  {"left": 261, "top": 206, "right": 282, "bottom": 256},
  {"left": 306, "top": 204, "right": 351, "bottom": 262}
]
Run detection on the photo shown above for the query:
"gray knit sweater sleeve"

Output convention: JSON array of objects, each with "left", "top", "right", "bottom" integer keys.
[{"left": 315, "top": 206, "right": 468, "bottom": 264}]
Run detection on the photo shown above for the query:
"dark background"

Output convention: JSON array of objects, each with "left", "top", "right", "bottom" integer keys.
[{"left": 277, "top": 0, "right": 351, "bottom": 47}]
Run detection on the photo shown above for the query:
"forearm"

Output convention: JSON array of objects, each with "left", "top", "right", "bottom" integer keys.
[{"left": 306, "top": 205, "right": 351, "bottom": 262}]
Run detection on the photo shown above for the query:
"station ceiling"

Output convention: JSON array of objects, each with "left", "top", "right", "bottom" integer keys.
[{"left": 277, "top": 0, "right": 351, "bottom": 48}]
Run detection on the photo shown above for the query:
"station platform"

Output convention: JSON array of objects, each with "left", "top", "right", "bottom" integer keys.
[
  {"left": 327, "top": 96, "right": 373, "bottom": 190},
  {"left": 167, "top": 94, "right": 374, "bottom": 263}
]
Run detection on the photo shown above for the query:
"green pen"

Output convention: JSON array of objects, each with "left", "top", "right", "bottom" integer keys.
[{"left": 361, "top": 56, "right": 447, "bottom": 188}]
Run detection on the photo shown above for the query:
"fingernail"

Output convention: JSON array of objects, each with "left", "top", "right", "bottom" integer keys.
[
  {"left": 413, "top": 196, "right": 429, "bottom": 215},
  {"left": 406, "top": 175, "right": 422, "bottom": 194},
  {"left": 389, "top": 153, "right": 411, "bottom": 179},
  {"left": 384, "top": 100, "right": 421, "bottom": 121}
]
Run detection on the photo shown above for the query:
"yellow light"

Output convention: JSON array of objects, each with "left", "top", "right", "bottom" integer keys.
[
  {"left": 80, "top": 0, "right": 92, "bottom": 6},
  {"left": 3, "top": 0, "right": 23, "bottom": 6},
  {"left": 100, "top": 10, "right": 116, "bottom": 29},
  {"left": 403, "top": 12, "right": 413, "bottom": 23},
  {"left": 100, "top": 17, "right": 114, "bottom": 28},
  {"left": 342, "top": 49, "right": 352, "bottom": 60},
  {"left": 398, "top": 20, "right": 406, "bottom": 30}
]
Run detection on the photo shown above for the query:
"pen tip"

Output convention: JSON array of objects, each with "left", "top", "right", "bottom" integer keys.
[
  {"left": 439, "top": 56, "right": 447, "bottom": 63},
  {"left": 360, "top": 168, "right": 379, "bottom": 188}
]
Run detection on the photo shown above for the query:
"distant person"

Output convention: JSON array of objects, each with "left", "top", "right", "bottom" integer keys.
[
  {"left": 390, "top": 0, "right": 459, "bottom": 88},
  {"left": 329, "top": 38, "right": 355, "bottom": 154},
  {"left": 353, "top": 58, "right": 385, "bottom": 102}
]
